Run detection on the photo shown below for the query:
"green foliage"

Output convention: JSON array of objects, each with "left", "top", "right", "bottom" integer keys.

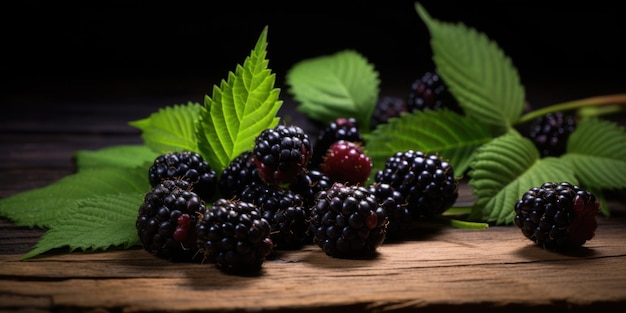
[
  {"left": 286, "top": 49, "right": 379, "bottom": 134},
  {"left": 75, "top": 145, "right": 158, "bottom": 170},
  {"left": 468, "top": 132, "right": 578, "bottom": 224},
  {"left": 366, "top": 109, "right": 492, "bottom": 180},
  {"left": 562, "top": 118, "right": 626, "bottom": 189},
  {"left": 196, "top": 26, "right": 281, "bottom": 175},
  {"left": 0, "top": 166, "right": 149, "bottom": 229},
  {"left": 21, "top": 193, "right": 143, "bottom": 260},
  {"left": 415, "top": 2, "right": 525, "bottom": 134},
  {"left": 129, "top": 102, "right": 203, "bottom": 154}
]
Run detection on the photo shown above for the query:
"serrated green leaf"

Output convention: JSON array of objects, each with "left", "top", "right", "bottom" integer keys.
[
  {"left": 0, "top": 166, "right": 150, "bottom": 228},
  {"left": 74, "top": 145, "right": 159, "bottom": 170},
  {"left": 366, "top": 109, "right": 492, "bottom": 180},
  {"left": 286, "top": 49, "right": 379, "bottom": 134},
  {"left": 561, "top": 118, "right": 626, "bottom": 189},
  {"left": 415, "top": 3, "right": 525, "bottom": 133},
  {"left": 129, "top": 102, "right": 202, "bottom": 154},
  {"left": 21, "top": 193, "right": 143, "bottom": 260},
  {"left": 468, "top": 132, "right": 577, "bottom": 225},
  {"left": 196, "top": 26, "right": 281, "bottom": 175}
]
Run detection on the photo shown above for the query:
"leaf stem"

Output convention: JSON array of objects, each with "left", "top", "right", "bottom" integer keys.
[{"left": 516, "top": 94, "right": 626, "bottom": 124}]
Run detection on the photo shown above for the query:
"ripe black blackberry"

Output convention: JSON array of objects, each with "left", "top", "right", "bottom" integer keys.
[
  {"left": 310, "top": 183, "right": 387, "bottom": 258},
  {"left": 368, "top": 183, "right": 412, "bottom": 240},
  {"left": 371, "top": 96, "right": 407, "bottom": 130},
  {"left": 148, "top": 151, "right": 217, "bottom": 201},
  {"left": 310, "top": 117, "right": 364, "bottom": 170},
  {"left": 196, "top": 198, "right": 273, "bottom": 274},
  {"left": 240, "top": 183, "right": 309, "bottom": 250},
  {"left": 253, "top": 124, "right": 312, "bottom": 185},
  {"left": 218, "top": 151, "right": 262, "bottom": 199},
  {"left": 374, "top": 150, "right": 458, "bottom": 219},
  {"left": 136, "top": 179, "right": 204, "bottom": 262},
  {"left": 289, "top": 169, "right": 332, "bottom": 209},
  {"left": 407, "top": 71, "right": 462, "bottom": 114},
  {"left": 527, "top": 112, "right": 577, "bottom": 157},
  {"left": 514, "top": 182, "right": 599, "bottom": 250}
]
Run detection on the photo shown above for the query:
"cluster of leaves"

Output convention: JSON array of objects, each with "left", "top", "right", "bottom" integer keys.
[
  {"left": 0, "top": 4, "right": 624, "bottom": 260},
  {"left": 0, "top": 27, "right": 282, "bottom": 259},
  {"left": 287, "top": 3, "right": 626, "bottom": 225}
]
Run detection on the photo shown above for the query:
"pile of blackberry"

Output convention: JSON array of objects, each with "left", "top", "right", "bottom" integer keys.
[{"left": 514, "top": 182, "right": 599, "bottom": 250}]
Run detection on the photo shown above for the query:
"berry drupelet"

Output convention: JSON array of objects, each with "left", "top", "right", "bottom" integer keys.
[
  {"left": 196, "top": 198, "right": 273, "bottom": 274},
  {"left": 375, "top": 150, "right": 458, "bottom": 219},
  {"left": 136, "top": 179, "right": 204, "bottom": 262},
  {"left": 148, "top": 151, "right": 217, "bottom": 201},
  {"left": 514, "top": 182, "right": 599, "bottom": 250},
  {"left": 309, "top": 183, "right": 387, "bottom": 258},
  {"left": 253, "top": 124, "right": 312, "bottom": 185}
]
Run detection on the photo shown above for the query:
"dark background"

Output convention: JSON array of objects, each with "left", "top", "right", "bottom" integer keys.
[{"left": 3, "top": 1, "right": 625, "bottom": 109}]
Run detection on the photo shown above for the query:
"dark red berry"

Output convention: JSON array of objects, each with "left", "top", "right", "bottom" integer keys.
[{"left": 321, "top": 140, "right": 372, "bottom": 185}]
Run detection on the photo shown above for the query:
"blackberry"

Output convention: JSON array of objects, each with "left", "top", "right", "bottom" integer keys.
[
  {"left": 253, "top": 124, "right": 312, "bottom": 185},
  {"left": 240, "top": 183, "right": 309, "bottom": 250},
  {"left": 321, "top": 140, "right": 372, "bottom": 186},
  {"left": 136, "top": 179, "right": 204, "bottom": 262},
  {"left": 527, "top": 112, "right": 577, "bottom": 157},
  {"left": 374, "top": 150, "right": 458, "bottom": 218},
  {"left": 218, "top": 151, "right": 262, "bottom": 199},
  {"left": 310, "top": 117, "right": 364, "bottom": 170},
  {"left": 368, "top": 183, "right": 412, "bottom": 240},
  {"left": 371, "top": 96, "right": 407, "bottom": 129},
  {"left": 148, "top": 151, "right": 217, "bottom": 201},
  {"left": 196, "top": 198, "right": 273, "bottom": 274},
  {"left": 310, "top": 183, "right": 387, "bottom": 258},
  {"left": 289, "top": 169, "right": 332, "bottom": 208},
  {"left": 407, "top": 71, "right": 462, "bottom": 114},
  {"left": 514, "top": 182, "right": 599, "bottom": 250}
]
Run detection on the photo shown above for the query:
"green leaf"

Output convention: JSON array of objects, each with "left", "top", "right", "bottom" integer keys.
[
  {"left": 366, "top": 109, "right": 492, "bottom": 180},
  {"left": 196, "top": 26, "right": 281, "bottom": 175},
  {"left": 74, "top": 145, "right": 159, "bottom": 170},
  {"left": 286, "top": 49, "right": 380, "bottom": 134},
  {"left": 129, "top": 102, "right": 202, "bottom": 154},
  {"left": 562, "top": 118, "right": 626, "bottom": 189},
  {"left": 415, "top": 2, "right": 525, "bottom": 133},
  {"left": 21, "top": 193, "right": 143, "bottom": 260},
  {"left": 0, "top": 166, "right": 150, "bottom": 228},
  {"left": 468, "top": 132, "right": 578, "bottom": 225}
]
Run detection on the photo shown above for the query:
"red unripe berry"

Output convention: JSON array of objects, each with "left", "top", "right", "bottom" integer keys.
[{"left": 322, "top": 140, "right": 372, "bottom": 185}]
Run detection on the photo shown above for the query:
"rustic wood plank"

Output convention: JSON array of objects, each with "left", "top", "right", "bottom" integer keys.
[{"left": 0, "top": 217, "right": 624, "bottom": 313}]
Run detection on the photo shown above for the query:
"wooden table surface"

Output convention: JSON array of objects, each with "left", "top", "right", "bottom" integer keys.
[{"left": 1, "top": 82, "right": 625, "bottom": 313}]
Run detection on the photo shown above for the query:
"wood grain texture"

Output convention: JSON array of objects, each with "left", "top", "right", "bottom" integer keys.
[{"left": 1, "top": 216, "right": 625, "bottom": 313}]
